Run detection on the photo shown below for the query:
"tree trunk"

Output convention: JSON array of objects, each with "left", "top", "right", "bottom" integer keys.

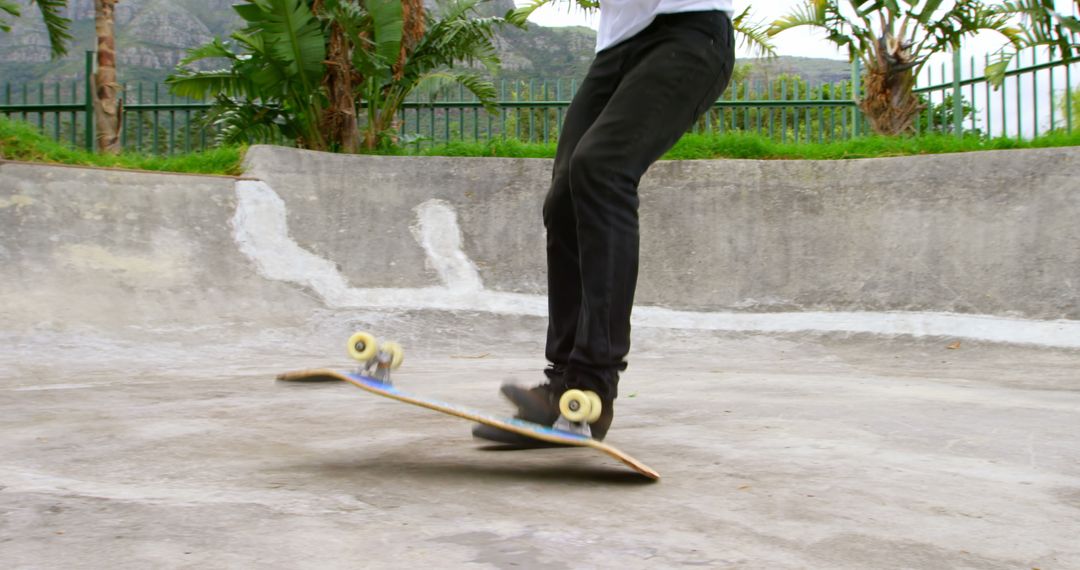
[
  {"left": 859, "top": 64, "right": 923, "bottom": 136},
  {"left": 394, "top": 0, "right": 425, "bottom": 80},
  {"left": 321, "top": 21, "right": 360, "bottom": 153},
  {"left": 94, "top": 0, "right": 121, "bottom": 154},
  {"left": 858, "top": 37, "right": 924, "bottom": 136}
]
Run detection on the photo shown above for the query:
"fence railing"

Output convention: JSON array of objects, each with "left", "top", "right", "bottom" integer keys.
[
  {"left": 1, "top": 48, "right": 1076, "bottom": 155},
  {"left": 396, "top": 71, "right": 863, "bottom": 149},
  {"left": 916, "top": 47, "right": 1077, "bottom": 138}
]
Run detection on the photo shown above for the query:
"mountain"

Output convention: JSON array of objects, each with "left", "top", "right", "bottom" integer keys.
[
  {"left": 743, "top": 56, "right": 853, "bottom": 88},
  {"left": 1, "top": 0, "right": 243, "bottom": 86},
  {"left": 0, "top": 1, "right": 850, "bottom": 94}
]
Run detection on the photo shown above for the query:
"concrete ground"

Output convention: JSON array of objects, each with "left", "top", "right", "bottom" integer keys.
[{"left": 2, "top": 311, "right": 1078, "bottom": 569}]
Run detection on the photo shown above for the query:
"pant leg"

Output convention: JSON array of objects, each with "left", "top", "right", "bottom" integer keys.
[
  {"left": 564, "top": 11, "right": 736, "bottom": 400},
  {"left": 543, "top": 46, "right": 626, "bottom": 374}
]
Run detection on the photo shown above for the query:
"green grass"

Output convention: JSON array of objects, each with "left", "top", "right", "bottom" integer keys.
[
  {"left": 0, "top": 116, "right": 246, "bottom": 175},
  {"left": 411, "top": 130, "right": 1080, "bottom": 161},
  {"left": 4, "top": 114, "right": 1079, "bottom": 175}
]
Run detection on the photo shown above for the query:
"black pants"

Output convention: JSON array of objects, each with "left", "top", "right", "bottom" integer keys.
[{"left": 544, "top": 11, "right": 735, "bottom": 401}]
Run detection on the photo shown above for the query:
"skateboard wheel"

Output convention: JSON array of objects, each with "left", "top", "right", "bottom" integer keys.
[
  {"left": 559, "top": 389, "right": 592, "bottom": 423},
  {"left": 381, "top": 341, "right": 404, "bottom": 370},
  {"left": 347, "top": 331, "right": 378, "bottom": 362},
  {"left": 584, "top": 391, "right": 602, "bottom": 423}
]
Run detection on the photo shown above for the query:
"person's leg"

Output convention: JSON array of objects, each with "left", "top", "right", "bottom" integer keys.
[
  {"left": 564, "top": 11, "right": 736, "bottom": 403},
  {"left": 543, "top": 44, "right": 628, "bottom": 378},
  {"left": 471, "top": 47, "right": 631, "bottom": 446},
  {"left": 475, "top": 12, "right": 734, "bottom": 444}
]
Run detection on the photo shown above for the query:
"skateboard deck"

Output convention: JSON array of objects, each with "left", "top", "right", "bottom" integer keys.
[{"left": 276, "top": 368, "right": 660, "bottom": 480}]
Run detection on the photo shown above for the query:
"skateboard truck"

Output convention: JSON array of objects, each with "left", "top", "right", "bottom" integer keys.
[
  {"left": 347, "top": 331, "right": 404, "bottom": 384},
  {"left": 554, "top": 389, "right": 602, "bottom": 438}
]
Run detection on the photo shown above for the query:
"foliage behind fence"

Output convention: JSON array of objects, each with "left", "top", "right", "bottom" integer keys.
[{"left": 1, "top": 49, "right": 1076, "bottom": 155}]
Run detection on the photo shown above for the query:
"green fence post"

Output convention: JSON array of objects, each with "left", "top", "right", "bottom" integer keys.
[
  {"left": 120, "top": 82, "right": 127, "bottom": 150},
  {"left": 153, "top": 84, "right": 160, "bottom": 154},
  {"left": 952, "top": 49, "right": 963, "bottom": 137},
  {"left": 84, "top": 51, "right": 95, "bottom": 152},
  {"left": 1015, "top": 51, "right": 1022, "bottom": 137},
  {"left": 1048, "top": 55, "right": 1055, "bottom": 131},
  {"left": 70, "top": 80, "right": 78, "bottom": 146},
  {"left": 1067, "top": 61, "right": 1073, "bottom": 133},
  {"left": 137, "top": 83, "right": 144, "bottom": 151},
  {"left": 969, "top": 55, "right": 976, "bottom": 134},
  {"left": 37, "top": 82, "right": 45, "bottom": 130},
  {"left": 1028, "top": 49, "right": 1036, "bottom": 137},
  {"left": 54, "top": 83, "right": 61, "bottom": 139},
  {"left": 984, "top": 54, "right": 992, "bottom": 137},
  {"left": 851, "top": 58, "right": 861, "bottom": 137}
]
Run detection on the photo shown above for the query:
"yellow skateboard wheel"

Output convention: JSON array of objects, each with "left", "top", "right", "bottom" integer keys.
[
  {"left": 347, "top": 331, "right": 378, "bottom": 362},
  {"left": 585, "top": 391, "right": 602, "bottom": 423},
  {"left": 381, "top": 341, "right": 405, "bottom": 370},
  {"left": 559, "top": 389, "right": 592, "bottom": 423}
]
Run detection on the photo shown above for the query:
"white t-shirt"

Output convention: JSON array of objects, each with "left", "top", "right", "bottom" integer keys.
[{"left": 596, "top": 0, "right": 735, "bottom": 52}]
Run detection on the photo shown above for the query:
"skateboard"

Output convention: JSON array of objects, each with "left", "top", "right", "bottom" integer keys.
[{"left": 276, "top": 332, "right": 660, "bottom": 480}]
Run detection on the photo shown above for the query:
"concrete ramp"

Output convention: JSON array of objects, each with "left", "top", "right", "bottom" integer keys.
[
  {"left": 2, "top": 148, "right": 1079, "bottom": 568},
  {"left": 4, "top": 145, "right": 1078, "bottom": 345}
]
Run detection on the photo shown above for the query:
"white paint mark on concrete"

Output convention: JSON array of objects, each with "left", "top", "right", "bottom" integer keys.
[
  {"left": 232, "top": 180, "right": 1080, "bottom": 349},
  {"left": 232, "top": 181, "right": 353, "bottom": 307},
  {"left": 410, "top": 199, "right": 483, "bottom": 292},
  {"left": 232, "top": 180, "right": 545, "bottom": 313}
]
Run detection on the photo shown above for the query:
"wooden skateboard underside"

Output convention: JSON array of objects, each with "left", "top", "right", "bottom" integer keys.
[{"left": 277, "top": 368, "right": 660, "bottom": 480}]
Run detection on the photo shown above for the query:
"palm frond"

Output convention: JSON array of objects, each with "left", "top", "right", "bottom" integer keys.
[
  {"left": 200, "top": 96, "right": 291, "bottom": 145},
  {"left": 33, "top": 0, "right": 72, "bottom": 57},
  {"left": 989, "top": 0, "right": 1078, "bottom": 85},
  {"left": 768, "top": 0, "right": 828, "bottom": 36},
  {"left": 506, "top": 0, "right": 548, "bottom": 27},
  {"left": 413, "top": 70, "right": 497, "bottom": 111},
  {"left": 260, "top": 0, "right": 326, "bottom": 88},
  {"left": 368, "top": 0, "right": 404, "bottom": 65},
  {"left": 1, "top": 0, "right": 21, "bottom": 33},
  {"left": 166, "top": 69, "right": 248, "bottom": 101},
  {"left": 732, "top": 7, "right": 776, "bottom": 58},
  {"left": 178, "top": 37, "right": 240, "bottom": 67}
]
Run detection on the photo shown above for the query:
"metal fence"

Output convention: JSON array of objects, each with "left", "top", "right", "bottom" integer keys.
[
  {"left": 1, "top": 48, "right": 1076, "bottom": 155},
  {"left": 397, "top": 70, "right": 863, "bottom": 148},
  {"left": 916, "top": 47, "right": 1077, "bottom": 138},
  {"left": 0, "top": 52, "right": 216, "bottom": 154}
]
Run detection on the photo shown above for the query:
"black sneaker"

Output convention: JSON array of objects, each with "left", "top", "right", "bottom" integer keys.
[
  {"left": 586, "top": 396, "right": 614, "bottom": 441},
  {"left": 471, "top": 380, "right": 564, "bottom": 447},
  {"left": 494, "top": 364, "right": 566, "bottom": 426},
  {"left": 499, "top": 382, "right": 560, "bottom": 425},
  {"left": 471, "top": 380, "right": 615, "bottom": 444}
]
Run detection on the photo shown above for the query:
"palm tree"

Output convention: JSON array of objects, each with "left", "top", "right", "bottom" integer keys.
[
  {"left": 0, "top": 0, "right": 72, "bottom": 58},
  {"left": 169, "top": 0, "right": 331, "bottom": 149},
  {"left": 168, "top": 0, "right": 515, "bottom": 151},
  {"left": 769, "top": 0, "right": 1023, "bottom": 136},
  {"left": 95, "top": 0, "right": 121, "bottom": 154},
  {"left": 355, "top": 0, "right": 507, "bottom": 148}
]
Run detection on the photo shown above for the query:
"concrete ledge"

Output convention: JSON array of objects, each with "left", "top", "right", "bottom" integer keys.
[
  {"left": 0, "top": 160, "right": 319, "bottom": 329},
  {"left": 244, "top": 145, "right": 1080, "bottom": 320},
  {"left": 2, "top": 146, "right": 1078, "bottom": 346}
]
